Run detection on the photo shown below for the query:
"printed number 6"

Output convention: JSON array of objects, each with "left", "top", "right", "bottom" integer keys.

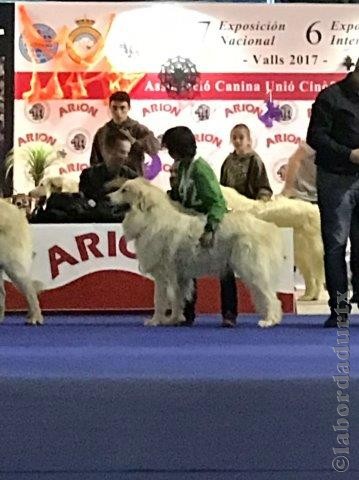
[{"left": 306, "top": 21, "right": 322, "bottom": 45}]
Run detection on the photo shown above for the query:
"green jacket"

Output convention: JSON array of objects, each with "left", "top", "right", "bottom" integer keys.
[{"left": 175, "top": 157, "right": 227, "bottom": 232}]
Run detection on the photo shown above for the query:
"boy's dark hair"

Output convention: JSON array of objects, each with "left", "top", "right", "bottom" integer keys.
[
  {"left": 162, "top": 126, "right": 197, "bottom": 159},
  {"left": 231, "top": 123, "right": 251, "bottom": 138},
  {"left": 109, "top": 91, "right": 131, "bottom": 107}
]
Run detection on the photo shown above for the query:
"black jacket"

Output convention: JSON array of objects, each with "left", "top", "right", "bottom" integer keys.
[
  {"left": 307, "top": 72, "right": 359, "bottom": 175},
  {"left": 79, "top": 164, "right": 137, "bottom": 202},
  {"left": 31, "top": 164, "right": 139, "bottom": 223},
  {"left": 90, "top": 118, "right": 160, "bottom": 172}
]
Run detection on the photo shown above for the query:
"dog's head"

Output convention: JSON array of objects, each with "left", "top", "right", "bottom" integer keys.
[
  {"left": 29, "top": 176, "right": 79, "bottom": 199},
  {"left": 108, "top": 177, "right": 160, "bottom": 213},
  {"left": 104, "top": 176, "right": 129, "bottom": 195},
  {"left": 11, "top": 193, "right": 34, "bottom": 218}
]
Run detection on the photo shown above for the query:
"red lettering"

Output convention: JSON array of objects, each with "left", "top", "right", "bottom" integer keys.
[
  {"left": 108, "top": 231, "right": 116, "bottom": 257},
  {"left": 49, "top": 245, "right": 79, "bottom": 279},
  {"left": 75, "top": 233, "right": 104, "bottom": 261},
  {"left": 119, "top": 236, "right": 136, "bottom": 259}
]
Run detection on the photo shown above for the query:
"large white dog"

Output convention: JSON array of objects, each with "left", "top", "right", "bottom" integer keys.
[
  {"left": 0, "top": 199, "right": 43, "bottom": 325},
  {"left": 221, "top": 186, "right": 324, "bottom": 301},
  {"left": 29, "top": 176, "right": 79, "bottom": 199},
  {"left": 109, "top": 178, "right": 284, "bottom": 328}
]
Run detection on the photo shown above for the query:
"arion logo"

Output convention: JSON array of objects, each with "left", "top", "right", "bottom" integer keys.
[
  {"left": 279, "top": 102, "right": 298, "bottom": 124},
  {"left": 25, "top": 102, "right": 50, "bottom": 123}
]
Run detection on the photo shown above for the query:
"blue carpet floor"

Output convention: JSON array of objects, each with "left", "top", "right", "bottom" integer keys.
[{"left": 0, "top": 314, "right": 358, "bottom": 479}]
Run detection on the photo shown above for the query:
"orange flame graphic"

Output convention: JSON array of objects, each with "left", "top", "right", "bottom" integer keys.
[{"left": 18, "top": 5, "right": 145, "bottom": 101}]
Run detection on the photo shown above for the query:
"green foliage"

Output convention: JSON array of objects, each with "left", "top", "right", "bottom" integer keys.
[
  {"left": 25, "top": 145, "right": 56, "bottom": 186},
  {"left": 4, "top": 144, "right": 58, "bottom": 186}
]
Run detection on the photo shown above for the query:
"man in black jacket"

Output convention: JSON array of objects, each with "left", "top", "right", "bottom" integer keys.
[
  {"left": 307, "top": 65, "right": 359, "bottom": 327},
  {"left": 79, "top": 130, "right": 139, "bottom": 222},
  {"left": 80, "top": 130, "right": 138, "bottom": 202}
]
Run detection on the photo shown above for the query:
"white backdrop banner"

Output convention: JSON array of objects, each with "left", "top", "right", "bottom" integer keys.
[
  {"left": 28, "top": 224, "right": 294, "bottom": 293},
  {"left": 13, "top": 2, "right": 358, "bottom": 194}
]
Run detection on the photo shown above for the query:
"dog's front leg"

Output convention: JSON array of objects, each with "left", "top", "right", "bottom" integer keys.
[
  {"left": 0, "top": 270, "right": 5, "bottom": 322},
  {"left": 166, "top": 277, "right": 189, "bottom": 326},
  {"left": 5, "top": 265, "right": 43, "bottom": 326},
  {"left": 145, "top": 277, "right": 168, "bottom": 326}
]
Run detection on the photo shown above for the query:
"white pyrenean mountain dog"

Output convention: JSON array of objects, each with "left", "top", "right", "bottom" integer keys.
[
  {"left": 221, "top": 186, "right": 324, "bottom": 301},
  {"left": 29, "top": 176, "right": 79, "bottom": 199},
  {"left": 109, "top": 178, "right": 284, "bottom": 328},
  {"left": 0, "top": 199, "right": 43, "bottom": 325}
]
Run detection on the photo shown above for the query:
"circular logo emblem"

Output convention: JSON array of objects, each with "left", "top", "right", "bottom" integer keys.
[
  {"left": 144, "top": 153, "right": 162, "bottom": 180},
  {"left": 279, "top": 102, "right": 297, "bottom": 124},
  {"left": 67, "top": 128, "right": 91, "bottom": 153},
  {"left": 24, "top": 101, "right": 50, "bottom": 123},
  {"left": 19, "top": 24, "right": 58, "bottom": 63},
  {"left": 66, "top": 19, "right": 102, "bottom": 64},
  {"left": 194, "top": 104, "right": 210, "bottom": 122}
]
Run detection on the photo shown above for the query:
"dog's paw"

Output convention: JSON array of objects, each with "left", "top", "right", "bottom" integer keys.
[
  {"left": 258, "top": 318, "right": 279, "bottom": 328},
  {"left": 161, "top": 316, "right": 178, "bottom": 326},
  {"left": 26, "top": 314, "right": 44, "bottom": 326},
  {"left": 164, "top": 313, "right": 186, "bottom": 326},
  {"left": 144, "top": 315, "right": 164, "bottom": 327},
  {"left": 298, "top": 293, "right": 318, "bottom": 301}
]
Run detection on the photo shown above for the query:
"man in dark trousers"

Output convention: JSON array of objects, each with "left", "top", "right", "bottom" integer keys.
[{"left": 307, "top": 63, "right": 359, "bottom": 327}]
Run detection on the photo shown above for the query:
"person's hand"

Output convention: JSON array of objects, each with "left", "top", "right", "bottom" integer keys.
[
  {"left": 258, "top": 195, "right": 272, "bottom": 202},
  {"left": 118, "top": 129, "right": 136, "bottom": 145},
  {"left": 199, "top": 230, "right": 215, "bottom": 248},
  {"left": 350, "top": 149, "right": 359, "bottom": 164}
]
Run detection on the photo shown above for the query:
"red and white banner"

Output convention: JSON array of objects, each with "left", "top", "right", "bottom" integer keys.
[
  {"left": 5, "top": 224, "right": 294, "bottom": 313},
  {"left": 29, "top": 224, "right": 294, "bottom": 293},
  {"left": 13, "top": 2, "right": 358, "bottom": 194}
]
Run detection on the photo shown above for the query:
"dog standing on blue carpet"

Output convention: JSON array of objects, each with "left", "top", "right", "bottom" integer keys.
[
  {"left": 0, "top": 198, "right": 43, "bottom": 325},
  {"left": 109, "top": 178, "right": 284, "bottom": 328}
]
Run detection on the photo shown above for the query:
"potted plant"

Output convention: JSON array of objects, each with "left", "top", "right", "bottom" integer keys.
[
  {"left": 5, "top": 143, "right": 59, "bottom": 187},
  {"left": 24, "top": 144, "right": 58, "bottom": 186}
]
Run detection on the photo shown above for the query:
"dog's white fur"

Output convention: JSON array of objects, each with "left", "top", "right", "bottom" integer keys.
[
  {"left": 221, "top": 186, "right": 324, "bottom": 301},
  {"left": 109, "top": 178, "right": 284, "bottom": 328},
  {"left": 0, "top": 199, "right": 43, "bottom": 325},
  {"left": 29, "top": 176, "right": 79, "bottom": 199}
]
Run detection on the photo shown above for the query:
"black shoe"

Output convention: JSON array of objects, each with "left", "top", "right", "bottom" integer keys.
[
  {"left": 350, "top": 292, "right": 359, "bottom": 305},
  {"left": 180, "top": 317, "right": 195, "bottom": 326},
  {"left": 221, "top": 312, "right": 237, "bottom": 328},
  {"left": 324, "top": 312, "right": 348, "bottom": 328}
]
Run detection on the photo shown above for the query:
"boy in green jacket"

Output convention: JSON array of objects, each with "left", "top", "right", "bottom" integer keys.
[{"left": 162, "top": 126, "right": 237, "bottom": 327}]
